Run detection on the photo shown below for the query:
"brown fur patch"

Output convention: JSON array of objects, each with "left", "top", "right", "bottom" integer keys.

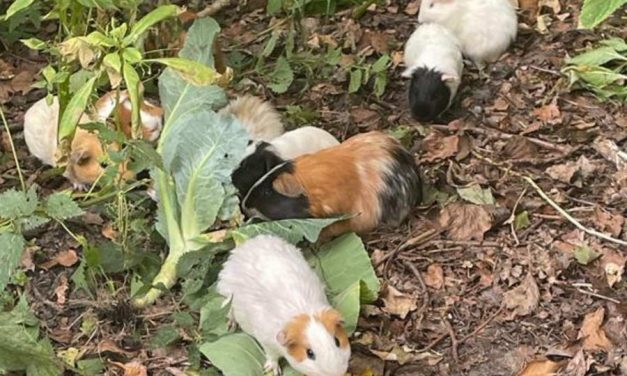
[
  {"left": 284, "top": 131, "right": 399, "bottom": 237},
  {"left": 273, "top": 173, "right": 306, "bottom": 197},
  {"left": 280, "top": 314, "right": 310, "bottom": 362},
  {"left": 316, "top": 308, "right": 349, "bottom": 349}
]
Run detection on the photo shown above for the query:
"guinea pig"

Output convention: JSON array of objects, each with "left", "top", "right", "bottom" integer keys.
[
  {"left": 63, "top": 91, "right": 163, "bottom": 190},
  {"left": 218, "top": 95, "right": 284, "bottom": 142},
  {"left": 418, "top": 0, "right": 517, "bottom": 67},
  {"left": 232, "top": 126, "right": 340, "bottom": 198},
  {"left": 240, "top": 131, "right": 422, "bottom": 240},
  {"left": 402, "top": 23, "right": 463, "bottom": 122},
  {"left": 217, "top": 235, "right": 351, "bottom": 376}
]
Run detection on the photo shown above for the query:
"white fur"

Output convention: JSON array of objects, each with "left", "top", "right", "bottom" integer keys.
[
  {"left": 418, "top": 0, "right": 518, "bottom": 66},
  {"left": 219, "top": 95, "right": 284, "bottom": 142},
  {"left": 24, "top": 96, "right": 60, "bottom": 166},
  {"left": 243, "top": 126, "right": 340, "bottom": 161},
  {"left": 217, "top": 235, "right": 350, "bottom": 376},
  {"left": 402, "top": 23, "right": 463, "bottom": 100}
]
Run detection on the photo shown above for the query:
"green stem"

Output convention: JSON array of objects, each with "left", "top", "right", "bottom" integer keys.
[
  {"left": 0, "top": 106, "right": 25, "bottom": 191},
  {"left": 131, "top": 244, "right": 183, "bottom": 308}
]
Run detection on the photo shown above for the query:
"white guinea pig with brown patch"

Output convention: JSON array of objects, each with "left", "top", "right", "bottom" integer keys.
[
  {"left": 418, "top": 0, "right": 517, "bottom": 67},
  {"left": 240, "top": 131, "right": 422, "bottom": 240},
  {"left": 217, "top": 235, "right": 351, "bottom": 376},
  {"left": 218, "top": 95, "right": 284, "bottom": 142}
]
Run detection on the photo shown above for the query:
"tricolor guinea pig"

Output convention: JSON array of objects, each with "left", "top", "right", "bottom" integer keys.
[
  {"left": 217, "top": 235, "right": 351, "bottom": 376},
  {"left": 64, "top": 91, "right": 163, "bottom": 190},
  {"left": 402, "top": 23, "right": 463, "bottom": 122},
  {"left": 23, "top": 92, "right": 163, "bottom": 190},
  {"left": 218, "top": 95, "right": 284, "bottom": 142},
  {"left": 240, "top": 131, "right": 422, "bottom": 240},
  {"left": 418, "top": 0, "right": 517, "bottom": 67},
  {"left": 232, "top": 126, "right": 340, "bottom": 199}
]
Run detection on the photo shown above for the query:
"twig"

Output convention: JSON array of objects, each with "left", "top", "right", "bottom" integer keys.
[
  {"left": 416, "top": 332, "right": 448, "bottom": 353},
  {"left": 575, "top": 288, "right": 620, "bottom": 304},
  {"left": 443, "top": 318, "right": 459, "bottom": 363},
  {"left": 460, "top": 305, "right": 504, "bottom": 344},
  {"left": 0, "top": 106, "right": 25, "bottom": 191},
  {"left": 196, "top": 0, "right": 231, "bottom": 18},
  {"left": 522, "top": 176, "right": 627, "bottom": 247},
  {"left": 418, "top": 240, "right": 501, "bottom": 249},
  {"left": 505, "top": 187, "right": 528, "bottom": 246},
  {"left": 402, "top": 261, "right": 430, "bottom": 317}
]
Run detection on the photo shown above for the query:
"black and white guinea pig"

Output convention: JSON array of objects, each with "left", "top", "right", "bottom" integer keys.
[
  {"left": 232, "top": 126, "right": 339, "bottom": 200},
  {"left": 402, "top": 22, "right": 463, "bottom": 122},
  {"left": 240, "top": 131, "right": 422, "bottom": 240}
]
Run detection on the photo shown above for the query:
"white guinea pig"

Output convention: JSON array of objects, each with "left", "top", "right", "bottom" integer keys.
[
  {"left": 218, "top": 95, "right": 284, "bottom": 142},
  {"left": 418, "top": 0, "right": 518, "bottom": 67},
  {"left": 402, "top": 23, "right": 463, "bottom": 122},
  {"left": 217, "top": 235, "right": 351, "bottom": 376}
]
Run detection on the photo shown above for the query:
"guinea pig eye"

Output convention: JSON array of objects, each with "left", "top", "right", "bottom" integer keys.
[
  {"left": 306, "top": 349, "right": 315, "bottom": 360},
  {"left": 334, "top": 337, "right": 340, "bottom": 347},
  {"left": 99, "top": 161, "right": 108, "bottom": 169}
]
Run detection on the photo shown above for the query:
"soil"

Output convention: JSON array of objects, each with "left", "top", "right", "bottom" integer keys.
[{"left": 0, "top": 0, "right": 626, "bottom": 375}]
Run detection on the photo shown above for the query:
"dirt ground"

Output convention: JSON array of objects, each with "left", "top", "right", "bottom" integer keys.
[{"left": 1, "top": 0, "right": 626, "bottom": 375}]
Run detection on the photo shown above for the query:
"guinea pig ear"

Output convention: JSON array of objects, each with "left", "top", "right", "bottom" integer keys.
[
  {"left": 276, "top": 330, "right": 292, "bottom": 347},
  {"left": 401, "top": 67, "right": 414, "bottom": 78},
  {"left": 441, "top": 74, "right": 460, "bottom": 83},
  {"left": 272, "top": 173, "right": 305, "bottom": 198},
  {"left": 70, "top": 148, "right": 91, "bottom": 165}
]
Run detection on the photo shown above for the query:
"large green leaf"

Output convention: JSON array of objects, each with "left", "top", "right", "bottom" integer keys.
[
  {"left": 312, "top": 233, "right": 380, "bottom": 303},
  {"left": 161, "top": 110, "right": 247, "bottom": 241},
  {"left": 199, "top": 333, "right": 265, "bottom": 376},
  {"left": 124, "top": 5, "right": 178, "bottom": 44},
  {"left": 331, "top": 281, "right": 361, "bottom": 334},
  {"left": 3, "top": 0, "right": 35, "bottom": 19},
  {"left": 157, "top": 18, "right": 227, "bottom": 144},
  {"left": 45, "top": 192, "right": 83, "bottom": 220},
  {"left": 566, "top": 46, "right": 627, "bottom": 66},
  {"left": 579, "top": 0, "right": 627, "bottom": 29},
  {"left": 58, "top": 76, "right": 98, "bottom": 141},
  {"left": 0, "top": 233, "right": 25, "bottom": 292},
  {"left": 231, "top": 218, "right": 340, "bottom": 244},
  {"left": 0, "top": 297, "right": 62, "bottom": 374}
]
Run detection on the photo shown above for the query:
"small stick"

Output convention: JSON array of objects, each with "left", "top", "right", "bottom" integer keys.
[
  {"left": 443, "top": 318, "right": 459, "bottom": 363},
  {"left": 575, "top": 288, "right": 620, "bottom": 304},
  {"left": 416, "top": 332, "right": 448, "bottom": 353},
  {"left": 402, "top": 260, "right": 430, "bottom": 316},
  {"left": 459, "top": 305, "right": 504, "bottom": 344},
  {"left": 522, "top": 176, "right": 627, "bottom": 247},
  {"left": 505, "top": 187, "right": 527, "bottom": 246},
  {"left": 196, "top": 0, "right": 231, "bottom": 18}
]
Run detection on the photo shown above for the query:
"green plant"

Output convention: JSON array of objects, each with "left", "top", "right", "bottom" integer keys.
[
  {"left": 578, "top": 0, "right": 627, "bottom": 29},
  {"left": 348, "top": 53, "right": 390, "bottom": 97},
  {"left": 562, "top": 37, "right": 627, "bottom": 101}
]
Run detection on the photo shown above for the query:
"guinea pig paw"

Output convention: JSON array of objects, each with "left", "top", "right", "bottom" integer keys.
[
  {"left": 72, "top": 182, "right": 89, "bottom": 191},
  {"left": 263, "top": 358, "right": 281, "bottom": 376}
]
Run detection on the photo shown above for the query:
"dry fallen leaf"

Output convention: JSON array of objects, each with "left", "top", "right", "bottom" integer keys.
[
  {"left": 101, "top": 222, "right": 118, "bottom": 240},
  {"left": 40, "top": 249, "right": 79, "bottom": 269},
  {"left": 422, "top": 132, "right": 459, "bottom": 162},
  {"left": 20, "top": 245, "right": 37, "bottom": 271},
  {"left": 545, "top": 156, "right": 597, "bottom": 184},
  {"left": 438, "top": 202, "right": 493, "bottom": 241},
  {"left": 362, "top": 31, "right": 389, "bottom": 54},
  {"left": 109, "top": 361, "right": 147, "bottom": 376},
  {"left": 539, "top": 0, "right": 561, "bottom": 14},
  {"left": 533, "top": 99, "right": 561, "bottom": 124},
  {"left": 594, "top": 208, "right": 625, "bottom": 238},
  {"left": 503, "top": 273, "right": 540, "bottom": 319},
  {"left": 381, "top": 285, "right": 417, "bottom": 319},
  {"left": 423, "top": 263, "right": 444, "bottom": 289},
  {"left": 577, "top": 307, "right": 613, "bottom": 351},
  {"left": 404, "top": 0, "right": 420, "bottom": 15},
  {"left": 55, "top": 274, "right": 69, "bottom": 306},
  {"left": 561, "top": 350, "right": 589, "bottom": 376},
  {"left": 517, "top": 358, "right": 562, "bottom": 376},
  {"left": 593, "top": 138, "right": 627, "bottom": 171},
  {"left": 350, "top": 107, "right": 379, "bottom": 125},
  {"left": 599, "top": 248, "right": 625, "bottom": 288}
]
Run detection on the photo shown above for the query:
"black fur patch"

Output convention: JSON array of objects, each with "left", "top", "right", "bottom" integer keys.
[
  {"left": 243, "top": 162, "right": 311, "bottom": 220},
  {"left": 231, "top": 142, "right": 284, "bottom": 197},
  {"left": 378, "top": 144, "right": 422, "bottom": 226},
  {"left": 408, "top": 67, "right": 451, "bottom": 123}
]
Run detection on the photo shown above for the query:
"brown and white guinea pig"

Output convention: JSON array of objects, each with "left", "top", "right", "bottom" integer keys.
[
  {"left": 64, "top": 91, "right": 163, "bottom": 190},
  {"left": 240, "top": 131, "right": 422, "bottom": 240},
  {"left": 418, "top": 0, "right": 517, "bottom": 67},
  {"left": 402, "top": 23, "right": 463, "bottom": 122},
  {"left": 232, "top": 126, "right": 340, "bottom": 199},
  {"left": 23, "top": 92, "right": 163, "bottom": 190},
  {"left": 217, "top": 235, "right": 351, "bottom": 376},
  {"left": 218, "top": 95, "right": 284, "bottom": 142}
]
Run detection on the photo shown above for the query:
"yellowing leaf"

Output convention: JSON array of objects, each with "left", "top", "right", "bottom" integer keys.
[{"left": 148, "top": 57, "right": 231, "bottom": 86}]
